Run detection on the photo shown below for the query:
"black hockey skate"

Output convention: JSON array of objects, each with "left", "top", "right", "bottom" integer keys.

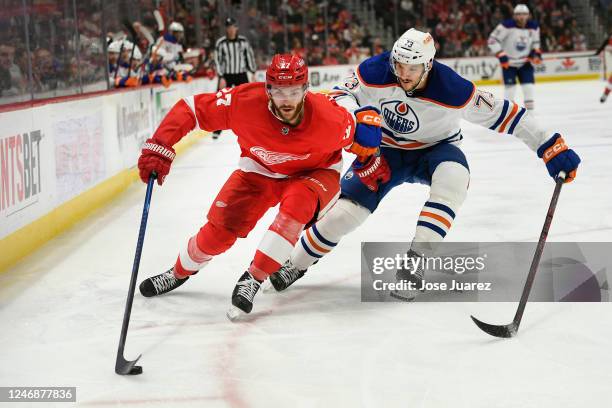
[
  {"left": 227, "top": 271, "right": 262, "bottom": 321},
  {"left": 601, "top": 93, "right": 608, "bottom": 104},
  {"left": 139, "top": 268, "right": 190, "bottom": 297},
  {"left": 264, "top": 260, "right": 306, "bottom": 293},
  {"left": 390, "top": 250, "right": 425, "bottom": 302}
]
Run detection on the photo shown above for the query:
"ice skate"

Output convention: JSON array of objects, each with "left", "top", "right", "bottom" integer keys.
[
  {"left": 390, "top": 250, "right": 425, "bottom": 301},
  {"left": 139, "top": 268, "right": 190, "bottom": 297},
  {"left": 263, "top": 260, "right": 306, "bottom": 293},
  {"left": 227, "top": 271, "right": 262, "bottom": 321},
  {"left": 600, "top": 93, "right": 608, "bottom": 104}
]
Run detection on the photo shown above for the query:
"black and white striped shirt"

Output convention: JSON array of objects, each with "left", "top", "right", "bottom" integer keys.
[{"left": 214, "top": 35, "right": 256, "bottom": 76}]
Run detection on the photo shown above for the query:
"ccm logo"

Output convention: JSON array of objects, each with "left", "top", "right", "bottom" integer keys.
[
  {"left": 543, "top": 140, "right": 567, "bottom": 162},
  {"left": 362, "top": 114, "right": 381, "bottom": 125}
]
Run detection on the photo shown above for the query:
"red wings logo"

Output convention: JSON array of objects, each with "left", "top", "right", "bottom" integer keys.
[{"left": 250, "top": 146, "right": 311, "bottom": 165}]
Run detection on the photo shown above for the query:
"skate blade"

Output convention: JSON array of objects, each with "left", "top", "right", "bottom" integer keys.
[
  {"left": 226, "top": 305, "right": 247, "bottom": 322},
  {"left": 389, "top": 290, "right": 418, "bottom": 302}
]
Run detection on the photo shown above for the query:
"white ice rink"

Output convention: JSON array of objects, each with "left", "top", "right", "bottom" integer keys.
[{"left": 1, "top": 79, "right": 611, "bottom": 407}]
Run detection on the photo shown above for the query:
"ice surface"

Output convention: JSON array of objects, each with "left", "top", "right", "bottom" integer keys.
[{"left": 1, "top": 80, "right": 611, "bottom": 407}]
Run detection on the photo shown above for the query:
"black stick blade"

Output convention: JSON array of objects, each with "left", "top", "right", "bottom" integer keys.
[
  {"left": 115, "top": 354, "right": 143, "bottom": 375},
  {"left": 470, "top": 315, "right": 518, "bottom": 338}
]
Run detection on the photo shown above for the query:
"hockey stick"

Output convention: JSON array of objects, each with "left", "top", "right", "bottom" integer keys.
[
  {"left": 115, "top": 172, "right": 157, "bottom": 375},
  {"left": 470, "top": 172, "right": 566, "bottom": 338}
]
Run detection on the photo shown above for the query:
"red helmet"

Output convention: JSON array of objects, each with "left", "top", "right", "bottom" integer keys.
[{"left": 266, "top": 54, "right": 308, "bottom": 87}]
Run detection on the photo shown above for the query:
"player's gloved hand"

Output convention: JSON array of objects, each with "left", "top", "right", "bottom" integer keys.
[
  {"left": 348, "top": 106, "right": 382, "bottom": 157},
  {"left": 352, "top": 151, "right": 391, "bottom": 192},
  {"left": 528, "top": 48, "right": 543, "bottom": 65},
  {"left": 138, "top": 138, "right": 176, "bottom": 185},
  {"left": 537, "top": 133, "right": 580, "bottom": 183},
  {"left": 496, "top": 52, "right": 510, "bottom": 69}
]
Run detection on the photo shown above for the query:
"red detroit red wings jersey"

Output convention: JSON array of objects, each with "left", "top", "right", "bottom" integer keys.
[{"left": 151, "top": 82, "right": 355, "bottom": 178}]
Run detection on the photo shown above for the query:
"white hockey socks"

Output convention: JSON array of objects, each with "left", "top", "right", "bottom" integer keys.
[
  {"left": 292, "top": 198, "right": 370, "bottom": 270},
  {"left": 413, "top": 162, "right": 469, "bottom": 252}
]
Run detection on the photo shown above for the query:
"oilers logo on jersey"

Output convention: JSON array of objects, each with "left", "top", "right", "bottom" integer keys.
[
  {"left": 515, "top": 36, "right": 528, "bottom": 52},
  {"left": 381, "top": 100, "right": 419, "bottom": 134}
]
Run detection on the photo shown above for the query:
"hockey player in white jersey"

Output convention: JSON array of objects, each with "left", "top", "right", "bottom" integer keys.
[
  {"left": 265, "top": 28, "right": 581, "bottom": 301},
  {"left": 153, "top": 21, "right": 184, "bottom": 68},
  {"left": 488, "top": 4, "right": 541, "bottom": 110}
]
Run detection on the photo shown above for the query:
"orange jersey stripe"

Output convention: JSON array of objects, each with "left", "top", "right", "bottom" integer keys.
[
  {"left": 305, "top": 229, "right": 330, "bottom": 254},
  {"left": 417, "top": 83, "right": 476, "bottom": 109},
  {"left": 419, "top": 211, "right": 452, "bottom": 229},
  {"left": 382, "top": 136, "right": 427, "bottom": 149},
  {"left": 499, "top": 103, "right": 519, "bottom": 133}
]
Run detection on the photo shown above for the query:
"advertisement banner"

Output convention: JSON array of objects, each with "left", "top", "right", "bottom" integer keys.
[
  {"left": 116, "top": 90, "right": 152, "bottom": 168},
  {"left": 54, "top": 111, "right": 105, "bottom": 203},
  {"left": 0, "top": 104, "right": 56, "bottom": 239},
  {"left": 255, "top": 51, "right": 602, "bottom": 90}
]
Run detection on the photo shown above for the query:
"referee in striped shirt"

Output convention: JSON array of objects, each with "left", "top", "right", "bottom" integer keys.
[{"left": 212, "top": 17, "right": 256, "bottom": 139}]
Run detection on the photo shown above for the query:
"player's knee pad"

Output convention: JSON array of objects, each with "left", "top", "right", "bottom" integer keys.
[
  {"left": 196, "top": 222, "right": 238, "bottom": 255},
  {"left": 316, "top": 198, "right": 371, "bottom": 240},
  {"left": 504, "top": 84, "right": 517, "bottom": 101},
  {"left": 522, "top": 83, "right": 535, "bottom": 110},
  {"left": 430, "top": 161, "right": 470, "bottom": 209},
  {"left": 280, "top": 183, "right": 319, "bottom": 225}
]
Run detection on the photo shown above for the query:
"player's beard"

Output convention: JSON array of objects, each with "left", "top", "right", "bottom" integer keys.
[{"left": 269, "top": 98, "right": 305, "bottom": 126}]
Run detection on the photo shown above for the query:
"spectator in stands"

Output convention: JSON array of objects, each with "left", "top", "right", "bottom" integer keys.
[
  {"left": 32, "top": 48, "right": 64, "bottom": 93},
  {"left": 0, "top": 44, "right": 25, "bottom": 96}
]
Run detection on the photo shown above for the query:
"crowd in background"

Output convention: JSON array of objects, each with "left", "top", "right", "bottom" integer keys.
[
  {"left": 375, "top": 0, "right": 588, "bottom": 57},
  {"left": 0, "top": 0, "right": 600, "bottom": 103}
]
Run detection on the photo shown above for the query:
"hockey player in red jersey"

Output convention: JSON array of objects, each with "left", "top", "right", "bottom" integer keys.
[
  {"left": 136, "top": 54, "right": 383, "bottom": 320},
  {"left": 595, "top": 34, "right": 612, "bottom": 103}
]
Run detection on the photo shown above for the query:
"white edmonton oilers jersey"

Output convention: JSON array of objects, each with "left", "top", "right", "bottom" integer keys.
[
  {"left": 154, "top": 34, "right": 184, "bottom": 67},
  {"left": 330, "top": 52, "right": 549, "bottom": 152},
  {"left": 488, "top": 19, "right": 540, "bottom": 67}
]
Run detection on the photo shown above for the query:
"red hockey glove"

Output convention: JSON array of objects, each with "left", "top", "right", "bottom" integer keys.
[
  {"left": 138, "top": 138, "right": 176, "bottom": 185},
  {"left": 352, "top": 152, "right": 391, "bottom": 192}
]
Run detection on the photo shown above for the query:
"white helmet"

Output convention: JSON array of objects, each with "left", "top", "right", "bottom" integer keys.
[
  {"left": 168, "top": 22, "right": 184, "bottom": 32},
  {"left": 391, "top": 28, "right": 436, "bottom": 68},
  {"left": 121, "top": 40, "right": 134, "bottom": 50},
  {"left": 514, "top": 4, "right": 529, "bottom": 14},
  {"left": 390, "top": 28, "right": 436, "bottom": 94},
  {"left": 131, "top": 47, "right": 142, "bottom": 60},
  {"left": 108, "top": 41, "right": 122, "bottom": 53}
]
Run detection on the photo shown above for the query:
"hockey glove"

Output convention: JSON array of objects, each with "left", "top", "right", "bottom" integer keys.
[
  {"left": 496, "top": 52, "right": 510, "bottom": 69},
  {"left": 537, "top": 133, "right": 580, "bottom": 183},
  {"left": 138, "top": 138, "right": 176, "bottom": 185},
  {"left": 348, "top": 106, "right": 382, "bottom": 157},
  {"left": 352, "top": 151, "right": 391, "bottom": 192},
  {"left": 528, "top": 48, "right": 543, "bottom": 65}
]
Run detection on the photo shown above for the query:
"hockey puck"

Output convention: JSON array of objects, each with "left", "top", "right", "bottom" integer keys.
[{"left": 129, "top": 366, "right": 143, "bottom": 375}]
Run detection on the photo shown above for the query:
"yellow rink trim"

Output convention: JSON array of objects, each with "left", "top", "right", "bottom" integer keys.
[{"left": 0, "top": 130, "right": 207, "bottom": 273}]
